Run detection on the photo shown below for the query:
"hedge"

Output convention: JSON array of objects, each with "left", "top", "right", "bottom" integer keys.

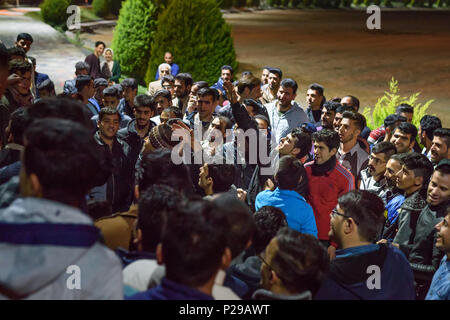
[
  {"left": 40, "top": 0, "right": 72, "bottom": 30},
  {"left": 92, "top": 0, "right": 123, "bottom": 17},
  {"left": 146, "top": 0, "right": 238, "bottom": 85}
]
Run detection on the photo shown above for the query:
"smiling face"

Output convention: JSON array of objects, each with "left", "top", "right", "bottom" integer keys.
[
  {"left": 384, "top": 158, "right": 402, "bottom": 187},
  {"left": 14, "top": 70, "right": 32, "bottom": 95},
  {"left": 98, "top": 114, "right": 120, "bottom": 140},
  {"left": 390, "top": 128, "right": 414, "bottom": 154},
  {"left": 221, "top": 69, "right": 232, "bottom": 82},
  {"left": 95, "top": 43, "right": 105, "bottom": 57},
  {"left": 427, "top": 170, "right": 450, "bottom": 207},
  {"left": 104, "top": 49, "right": 113, "bottom": 62},
  {"left": 435, "top": 212, "right": 450, "bottom": 255},
  {"left": 430, "top": 136, "right": 449, "bottom": 163},
  {"left": 164, "top": 52, "right": 173, "bottom": 65}
]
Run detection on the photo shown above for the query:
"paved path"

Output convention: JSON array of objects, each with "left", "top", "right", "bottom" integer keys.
[{"left": 0, "top": 8, "right": 91, "bottom": 93}]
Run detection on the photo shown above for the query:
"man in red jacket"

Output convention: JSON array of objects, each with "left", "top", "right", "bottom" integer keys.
[{"left": 305, "top": 129, "right": 355, "bottom": 260}]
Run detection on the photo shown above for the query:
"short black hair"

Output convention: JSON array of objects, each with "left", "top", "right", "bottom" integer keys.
[
  {"left": 312, "top": 129, "right": 340, "bottom": 152},
  {"left": 433, "top": 128, "right": 450, "bottom": 147},
  {"left": 402, "top": 152, "right": 434, "bottom": 188},
  {"left": 138, "top": 184, "right": 186, "bottom": 253},
  {"left": 23, "top": 118, "right": 102, "bottom": 201},
  {"left": 9, "top": 108, "right": 28, "bottom": 145},
  {"left": 102, "top": 86, "right": 120, "bottom": 99},
  {"left": 210, "top": 194, "right": 255, "bottom": 259},
  {"left": 271, "top": 227, "right": 329, "bottom": 295},
  {"left": 75, "top": 61, "right": 90, "bottom": 75},
  {"left": 207, "top": 164, "right": 235, "bottom": 193},
  {"left": 275, "top": 155, "right": 306, "bottom": 190},
  {"left": 87, "top": 200, "right": 111, "bottom": 221},
  {"left": 138, "top": 149, "right": 194, "bottom": 195},
  {"left": 308, "top": 83, "right": 324, "bottom": 96},
  {"left": 384, "top": 114, "right": 406, "bottom": 129},
  {"left": 268, "top": 67, "right": 282, "bottom": 79},
  {"left": 291, "top": 128, "right": 312, "bottom": 160},
  {"left": 163, "top": 199, "right": 225, "bottom": 287},
  {"left": 371, "top": 141, "right": 396, "bottom": 161},
  {"left": 198, "top": 87, "right": 219, "bottom": 101},
  {"left": 253, "top": 206, "right": 287, "bottom": 254},
  {"left": 435, "top": 160, "right": 450, "bottom": 175},
  {"left": 121, "top": 78, "right": 138, "bottom": 90},
  {"left": 322, "top": 101, "right": 340, "bottom": 113},
  {"left": 335, "top": 105, "right": 355, "bottom": 114},
  {"left": 396, "top": 103, "right": 414, "bottom": 115},
  {"left": 7, "top": 46, "right": 25, "bottom": 59},
  {"left": 134, "top": 94, "right": 155, "bottom": 113},
  {"left": 8, "top": 59, "right": 31, "bottom": 74},
  {"left": 280, "top": 78, "right": 297, "bottom": 95},
  {"left": 0, "top": 43, "right": 9, "bottom": 70},
  {"left": 420, "top": 115, "right": 442, "bottom": 141},
  {"left": 161, "top": 74, "right": 175, "bottom": 84},
  {"left": 395, "top": 122, "right": 418, "bottom": 143},
  {"left": 342, "top": 111, "right": 366, "bottom": 132},
  {"left": 338, "top": 190, "right": 385, "bottom": 242},
  {"left": 17, "top": 33, "right": 33, "bottom": 43},
  {"left": 95, "top": 41, "right": 106, "bottom": 48},
  {"left": 174, "top": 73, "right": 193, "bottom": 87},
  {"left": 98, "top": 107, "right": 120, "bottom": 122},
  {"left": 75, "top": 75, "right": 92, "bottom": 92},
  {"left": 342, "top": 95, "right": 360, "bottom": 110},
  {"left": 153, "top": 89, "right": 172, "bottom": 102},
  {"left": 37, "top": 78, "right": 55, "bottom": 92},
  {"left": 193, "top": 80, "right": 209, "bottom": 89},
  {"left": 237, "top": 75, "right": 260, "bottom": 94},
  {"left": 221, "top": 65, "right": 233, "bottom": 74}
]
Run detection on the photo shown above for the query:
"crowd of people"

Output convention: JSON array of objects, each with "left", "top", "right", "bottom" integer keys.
[{"left": 0, "top": 33, "right": 449, "bottom": 300}]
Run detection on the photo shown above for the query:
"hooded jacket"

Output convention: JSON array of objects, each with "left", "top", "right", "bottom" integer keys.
[
  {"left": 0, "top": 197, "right": 123, "bottom": 299},
  {"left": 117, "top": 119, "right": 156, "bottom": 166}
]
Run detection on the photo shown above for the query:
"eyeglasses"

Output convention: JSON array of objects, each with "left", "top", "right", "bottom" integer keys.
[
  {"left": 331, "top": 208, "right": 359, "bottom": 225},
  {"left": 369, "top": 154, "right": 386, "bottom": 165}
]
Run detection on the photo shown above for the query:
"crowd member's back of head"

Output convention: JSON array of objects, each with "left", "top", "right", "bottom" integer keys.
[
  {"left": 275, "top": 155, "right": 307, "bottom": 190},
  {"left": 204, "top": 164, "right": 236, "bottom": 194},
  {"left": 75, "top": 61, "right": 90, "bottom": 76},
  {"left": 7, "top": 47, "right": 25, "bottom": 61},
  {"left": 290, "top": 128, "right": 312, "bottom": 160},
  {"left": 253, "top": 206, "right": 287, "bottom": 255},
  {"left": 137, "top": 149, "right": 195, "bottom": 196},
  {"left": 7, "top": 107, "right": 28, "bottom": 146},
  {"left": 87, "top": 200, "right": 112, "bottom": 221},
  {"left": 136, "top": 184, "right": 186, "bottom": 253}
]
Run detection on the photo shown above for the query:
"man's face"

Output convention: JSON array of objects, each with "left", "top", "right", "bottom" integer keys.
[
  {"left": 16, "top": 39, "right": 32, "bottom": 53},
  {"left": 340, "top": 97, "right": 357, "bottom": 111},
  {"left": 400, "top": 112, "right": 413, "bottom": 123},
  {"left": 250, "top": 85, "right": 262, "bottom": 100},
  {"left": 260, "top": 237, "right": 279, "bottom": 290},
  {"left": 306, "top": 89, "right": 323, "bottom": 109},
  {"left": 159, "top": 67, "right": 170, "bottom": 78},
  {"left": 384, "top": 158, "right": 402, "bottom": 187},
  {"left": 221, "top": 69, "right": 232, "bottom": 82},
  {"left": 333, "top": 112, "right": 343, "bottom": 132},
  {"left": 103, "top": 95, "right": 119, "bottom": 108},
  {"left": 390, "top": 129, "right": 413, "bottom": 154},
  {"left": 95, "top": 44, "right": 105, "bottom": 56},
  {"left": 134, "top": 106, "right": 153, "bottom": 128},
  {"left": 427, "top": 171, "right": 450, "bottom": 207},
  {"left": 321, "top": 107, "right": 335, "bottom": 129},
  {"left": 98, "top": 114, "right": 120, "bottom": 140},
  {"left": 174, "top": 79, "right": 188, "bottom": 99},
  {"left": 164, "top": 52, "right": 173, "bottom": 64},
  {"left": 123, "top": 86, "right": 136, "bottom": 102},
  {"left": 15, "top": 71, "right": 32, "bottom": 95},
  {"left": 277, "top": 133, "right": 298, "bottom": 156},
  {"left": 162, "top": 81, "right": 175, "bottom": 97},
  {"left": 396, "top": 165, "right": 419, "bottom": 191},
  {"left": 154, "top": 96, "right": 170, "bottom": 115},
  {"left": 314, "top": 140, "right": 336, "bottom": 165},
  {"left": 268, "top": 73, "right": 280, "bottom": 90},
  {"left": 198, "top": 95, "right": 216, "bottom": 118},
  {"left": 329, "top": 204, "right": 345, "bottom": 247},
  {"left": 430, "top": 136, "right": 449, "bottom": 163},
  {"left": 277, "top": 86, "right": 295, "bottom": 108},
  {"left": 368, "top": 152, "right": 388, "bottom": 180},
  {"left": 261, "top": 68, "right": 270, "bottom": 85},
  {"left": 435, "top": 213, "right": 450, "bottom": 254},
  {"left": 339, "top": 118, "right": 359, "bottom": 144}
]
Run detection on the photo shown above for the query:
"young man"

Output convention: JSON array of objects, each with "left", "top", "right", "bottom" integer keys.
[
  {"left": 305, "top": 129, "right": 355, "bottom": 258},
  {"left": 172, "top": 73, "right": 193, "bottom": 115},
  {"left": 430, "top": 128, "right": 450, "bottom": 165},
  {"left": 264, "top": 78, "right": 309, "bottom": 143},
  {"left": 255, "top": 155, "right": 317, "bottom": 237},
  {"left": 333, "top": 105, "right": 355, "bottom": 133},
  {"left": 0, "top": 118, "right": 123, "bottom": 299},
  {"left": 75, "top": 75, "right": 96, "bottom": 117},
  {"left": 337, "top": 111, "right": 369, "bottom": 179},
  {"left": 63, "top": 61, "right": 90, "bottom": 95},
  {"left": 396, "top": 104, "right": 414, "bottom": 123},
  {"left": 91, "top": 86, "right": 132, "bottom": 129},
  {"left": 260, "top": 66, "right": 270, "bottom": 86},
  {"left": 15, "top": 33, "right": 35, "bottom": 97},
  {"left": 260, "top": 67, "right": 282, "bottom": 104},
  {"left": 186, "top": 87, "right": 219, "bottom": 132},
  {"left": 306, "top": 83, "right": 325, "bottom": 128},
  {"left": 198, "top": 163, "right": 236, "bottom": 198},
  {"left": 212, "top": 65, "right": 234, "bottom": 98},
  {"left": 418, "top": 115, "right": 442, "bottom": 159},
  {"left": 118, "top": 78, "right": 138, "bottom": 118},
  {"left": 369, "top": 113, "right": 406, "bottom": 145},
  {"left": 390, "top": 122, "right": 418, "bottom": 154},
  {"left": 315, "top": 190, "right": 415, "bottom": 300},
  {"left": 320, "top": 100, "right": 339, "bottom": 131},
  {"left": 85, "top": 41, "right": 105, "bottom": 79},
  {"left": 150, "top": 89, "right": 173, "bottom": 125},
  {"left": 88, "top": 78, "right": 108, "bottom": 113},
  {"left": 155, "top": 51, "right": 179, "bottom": 80},
  {"left": 254, "top": 228, "right": 329, "bottom": 300}
]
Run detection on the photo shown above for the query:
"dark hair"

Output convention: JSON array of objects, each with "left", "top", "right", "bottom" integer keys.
[
  {"left": 253, "top": 206, "right": 287, "bottom": 254},
  {"left": 271, "top": 227, "right": 329, "bottom": 295},
  {"left": 95, "top": 41, "right": 106, "bottom": 48},
  {"left": 206, "top": 164, "right": 235, "bottom": 193},
  {"left": 420, "top": 115, "right": 442, "bottom": 141},
  {"left": 342, "top": 111, "right": 366, "bottom": 132},
  {"left": 275, "top": 155, "right": 306, "bottom": 190},
  {"left": 221, "top": 65, "right": 233, "bottom": 74},
  {"left": 153, "top": 89, "right": 172, "bottom": 102},
  {"left": 75, "top": 75, "right": 92, "bottom": 92},
  {"left": 193, "top": 80, "right": 209, "bottom": 89},
  {"left": 243, "top": 98, "right": 261, "bottom": 113},
  {"left": 37, "top": 78, "right": 55, "bottom": 92},
  {"left": 312, "top": 129, "right": 340, "bottom": 152},
  {"left": 0, "top": 43, "right": 8, "bottom": 70},
  {"left": 174, "top": 73, "right": 193, "bottom": 87},
  {"left": 308, "top": 83, "right": 324, "bottom": 96},
  {"left": 217, "top": 116, "right": 233, "bottom": 131},
  {"left": 338, "top": 190, "right": 385, "bottom": 242},
  {"left": 134, "top": 94, "right": 155, "bottom": 113},
  {"left": 342, "top": 95, "right": 360, "bottom": 110},
  {"left": 371, "top": 141, "right": 396, "bottom": 161},
  {"left": 435, "top": 160, "right": 450, "bottom": 175},
  {"left": 395, "top": 122, "right": 418, "bottom": 143},
  {"left": 7, "top": 47, "right": 25, "bottom": 59},
  {"left": 280, "top": 78, "right": 298, "bottom": 94},
  {"left": 8, "top": 59, "right": 31, "bottom": 74},
  {"left": 138, "top": 184, "right": 186, "bottom": 253},
  {"left": 389, "top": 152, "right": 408, "bottom": 165},
  {"left": 384, "top": 114, "right": 406, "bottom": 129},
  {"left": 87, "top": 200, "right": 111, "bottom": 221},
  {"left": 162, "top": 106, "right": 183, "bottom": 119},
  {"left": 75, "top": 61, "right": 90, "bottom": 75},
  {"left": 102, "top": 86, "right": 120, "bottom": 99},
  {"left": 402, "top": 152, "right": 434, "bottom": 188},
  {"left": 98, "top": 107, "right": 120, "bottom": 122},
  {"left": 161, "top": 74, "right": 175, "bottom": 84},
  {"left": 268, "top": 67, "right": 282, "bottom": 79},
  {"left": 237, "top": 75, "right": 260, "bottom": 94},
  {"left": 198, "top": 87, "right": 219, "bottom": 101},
  {"left": 291, "top": 128, "right": 312, "bottom": 160},
  {"left": 17, "top": 33, "right": 33, "bottom": 43},
  {"left": 121, "top": 78, "right": 138, "bottom": 90},
  {"left": 163, "top": 200, "right": 225, "bottom": 287},
  {"left": 322, "top": 100, "right": 340, "bottom": 113},
  {"left": 335, "top": 105, "right": 355, "bottom": 115},
  {"left": 23, "top": 118, "right": 102, "bottom": 201},
  {"left": 210, "top": 194, "right": 255, "bottom": 259},
  {"left": 433, "top": 128, "right": 450, "bottom": 147},
  {"left": 9, "top": 108, "right": 28, "bottom": 145},
  {"left": 138, "top": 149, "right": 194, "bottom": 195},
  {"left": 396, "top": 103, "right": 414, "bottom": 115}
]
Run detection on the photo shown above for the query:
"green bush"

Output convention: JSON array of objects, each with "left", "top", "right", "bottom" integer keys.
[
  {"left": 93, "top": 0, "right": 123, "bottom": 17},
  {"left": 291, "top": 0, "right": 301, "bottom": 6},
  {"left": 219, "top": 0, "right": 233, "bottom": 8},
  {"left": 233, "top": 0, "right": 247, "bottom": 6},
  {"left": 249, "top": 0, "right": 261, "bottom": 7},
  {"left": 362, "top": 77, "right": 434, "bottom": 130},
  {"left": 146, "top": 0, "right": 238, "bottom": 85},
  {"left": 40, "top": 0, "right": 71, "bottom": 30},
  {"left": 112, "top": 0, "right": 166, "bottom": 83}
]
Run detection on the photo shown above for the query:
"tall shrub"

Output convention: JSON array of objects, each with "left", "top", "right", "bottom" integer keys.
[
  {"left": 93, "top": 0, "right": 123, "bottom": 17},
  {"left": 146, "top": 0, "right": 238, "bottom": 85},
  {"left": 40, "top": 0, "right": 71, "bottom": 30},
  {"left": 112, "top": 0, "right": 166, "bottom": 83},
  {"left": 362, "top": 77, "right": 434, "bottom": 130}
]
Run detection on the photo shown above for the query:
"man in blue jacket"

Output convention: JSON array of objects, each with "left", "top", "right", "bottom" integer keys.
[{"left": 315, "top": 190, "right": 415, "bottom": 300}]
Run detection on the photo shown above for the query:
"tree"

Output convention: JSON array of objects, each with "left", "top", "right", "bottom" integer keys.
[
  {"left": 146, "top": 0, "right": 238, "bottom": 85},
  {"left": 112, "top": 0, "right": 166, "bottom": 83}
]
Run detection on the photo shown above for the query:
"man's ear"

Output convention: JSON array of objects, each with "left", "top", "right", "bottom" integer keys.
[
  {"left": 221, "top": 247, "right": 232, "bottom": 270},
  {"left": 30, "top": 173, "right": 43, "bottom": 197},
  {"left": 156, "top": 243, "right": 164, "bottom": 265},
  {"left": 414, "top": 175, "right": 424, "bottom": 188},
  {"left": 133, "top": 228, "right": 143, "bottom": 245},
  {"left": 270, "top": 270, "right": 281, "bottom": 286},
  {"left": 330, "top": 147, "right": 338, "bottom": 157},
  {"left": 291, "top": 147, "right": 300, "bottom": 157},
  {"left": 134, "top": 185, "right": 140, "bottom": 200}
]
